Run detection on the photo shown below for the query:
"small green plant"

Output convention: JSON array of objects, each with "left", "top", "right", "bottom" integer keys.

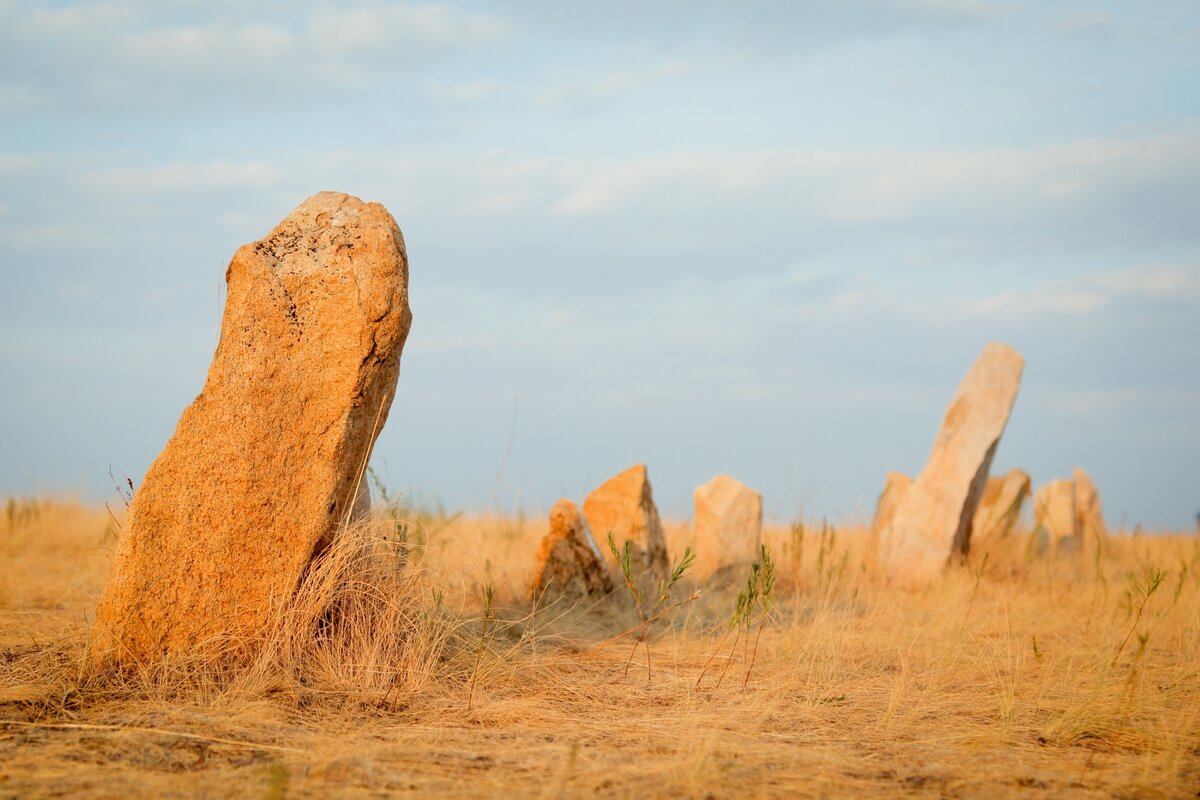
[
  {"left": 959, "top": 552, "right": 990, "bottom": 630},
  {"left": 1113, "top": 565, "right": 1166, "bottom": 665},
  {"left": 1170, "top": 560, "right": 1189, "bottom": 608},
  {"left": 263, "top": 758, "right": 289, "bottom": 800},
  {"left": 788, "top": 518, "right": 805, "bottom": 586},
  {"left": 1133, "top": 631, "right": 1150, "bottom": 661},
  {"left": 368, "top": 467, "right": 411, "bottom": 560},
  {"left": 697, "top": 544, "right": 776, "bottom": 690},
  {"left": 1093, "top": 533, "right": 1108, "bottom": 590},
  {"left": 608, "top": 533, "right": 644, "bottom": 617},
  {"left": 606, "top": 532, "right": 695, "bottom": 681},
  {"left": 656, "top": 547, "right": 697, "bottom": 613},
  {"left": 367, "top": 468, "right": 461, "bottom": 567},
  {"left": 742, "top": 544, "right": 776, "bottom": 689},
  {"left": 467, "top": 581, "right": 496, "bottom": 710},
  {"left": 816, "top": 518, "right": 832, "bottom": 579},
  {"left": 813, "top": 519, "right": 847, "bottom": 592}
]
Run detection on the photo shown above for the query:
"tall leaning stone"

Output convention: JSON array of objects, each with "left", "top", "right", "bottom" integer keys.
[
  {"left": 583, "top": 464, "right": 669, "bottom": 584},
  {"left": 693, "top": 475, "right": 762, "bottom": 581},
  {"left": 90, "top": 192, "right": 411, "bottom": 668},
  {"left": 878, "top": 343, "right": 1024, "bottom": 584}
]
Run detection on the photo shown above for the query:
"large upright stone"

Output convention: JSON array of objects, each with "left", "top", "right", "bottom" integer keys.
[
  {"left": 878, "top": 343, "right": 1024, "bottom": 583},
  {"left": 1033, "top": 479, "right": 1078, "bottom": 548},
  {"left": 870, "top": 471, "right": 912, "bottom": 540},
  {"left": 971, "top": 468, "right": 1031, "bottom": 546},
  {"left": 90, "top": 192, "right": 411, "bottom": 668},
  {"left": 529, "top": 498, "right": 613, "bottom": 602},
  {"left": 693, "top": 475, "right": 762, "bottom": 580},
  {"left": 582, "top": 464, "right": 669, "bottom": 584}
]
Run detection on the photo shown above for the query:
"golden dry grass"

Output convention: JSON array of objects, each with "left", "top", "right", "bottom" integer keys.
[{"left": 2, "top": 496, "right": 1199, "bottom": 798}]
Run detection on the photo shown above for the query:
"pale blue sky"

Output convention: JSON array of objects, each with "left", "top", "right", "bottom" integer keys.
[{"left": 2, "top": 1, "right": 1198, "bottom": 528}]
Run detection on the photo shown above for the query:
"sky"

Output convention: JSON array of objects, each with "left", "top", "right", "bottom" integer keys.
[{"left": 1, "top": 0, "right": 1198, "bottom": 529}]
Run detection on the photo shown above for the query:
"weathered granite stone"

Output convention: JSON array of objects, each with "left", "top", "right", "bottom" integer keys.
[
  {"left": 1033, "top": 479, "right": 1078, "bottom": 548},
  {"left": 90, "top": 192, "right": 411, "bottom": 668},
  {"left": 529, "top": 498, "right": 613, "bottom": 601},
  {"left": 1032, "top": 469, "right": 1107, "bottom": 553},
  {"left": 582, "top": 464, "right": 669, "bottom": 584},
  {"left": 878, "top": 343, "right": 1024, "bottom": 583},
  {"left": 693, "top": 475, "right": 762, "bottom": 580},
  {"left": 971, "top": 468, "right": 1031, "bottom": 546},
  {"left": 871, "top": 472, "right": 912, "bottom": 541},
  {"left": 1073, "top": 468, "right": 1108, "bottom": 542}
]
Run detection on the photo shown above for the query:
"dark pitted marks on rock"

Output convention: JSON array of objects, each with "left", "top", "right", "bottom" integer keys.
[{"left": 89, "top": 192, "right": 411, "bottom": 670}]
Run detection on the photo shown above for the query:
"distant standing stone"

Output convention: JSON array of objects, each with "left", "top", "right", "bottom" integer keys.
[
  {"left": 693, "top": 475, "right": 763, "bottom": 580},
  {"left": 583, "top": 464, "right": 669, "bottom": 584},
  {"left": 878, "top": 343, "right": 1025, "bottom": 584},
  {"left": 90, "top": 192, "right": 412, "bottom": 668},
  {"left": 1033, "top": 469, "right": 1108, "bottom": 552},
  {"left": 1033, "top": 479, "right": 1079, "bottom": 548},
  {"left": 530, "top": 498, "right": 614, "bottom": 601},
  {"left": 971, "top": 468, "right": 1031, "bottom": 546},
  {"left": 871, "top": 471, "right": 912, "bottom": 541},
  {"left": 1073, "top": 468, "right": 1108, "bottom": 542}
]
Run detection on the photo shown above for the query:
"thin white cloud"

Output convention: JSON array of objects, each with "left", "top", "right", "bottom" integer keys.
[
  {"left": 550, "top": 125, "right": 1200, "bottom": 223},
  {"left": 75, "top": 161, "right": 285, "bottom": 194},
  {"left": 0, "top": 84, "right": 44, "bottom": 113},
  {"left": 425, "top": 79, "right": 502, "bottom": 104},
  {"left": 0, "top": 154, "right": 38, "bottom": 178},
  {"left": 903, "top": 0, "right": 1010, "bottom": 20},
  {"left": 536, "top": 59, "right": 700, "bottom": 109},
  {"left": 307, "top": 3, "right": 508, "bottom": 51},
  {"left": 1056, "top": 12, "right": 1115, "bottom": 35},
  {"left": 973, "top": 265, "right": 1200, "bottom": 317},
  {"left": 0, "top": 1, "right": 511, "bottom": 111},
  {"left": 1036, "top": 387, "right": 1200, "bottom": 417}
]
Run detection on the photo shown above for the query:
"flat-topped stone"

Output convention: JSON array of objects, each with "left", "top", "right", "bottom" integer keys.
[
  {"left": 1034, "top": 479, "right": 1079, "bottom": 548},
  {"left": 1033, "top": 469, "right": 1107, "bottom": 553},
  {"left": 693, "top": 475, "right": 762, "bottom": 580}
]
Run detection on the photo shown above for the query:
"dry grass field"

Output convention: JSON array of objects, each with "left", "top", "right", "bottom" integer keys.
[{"left": 1, "top": 496, "right": 1198, "bottom": 798}]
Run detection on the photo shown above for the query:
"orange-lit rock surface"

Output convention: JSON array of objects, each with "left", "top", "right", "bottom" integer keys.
[{"left": 90, "top": 192, "right": 411, "bottom": 668}]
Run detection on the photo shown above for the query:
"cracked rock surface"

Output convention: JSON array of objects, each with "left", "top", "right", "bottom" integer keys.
[
  {"left": 529, "top": 498, "right": 613, "bottom": 602},
  {"left": 90, "top": 192, "right": 411, "bottom": 668}
]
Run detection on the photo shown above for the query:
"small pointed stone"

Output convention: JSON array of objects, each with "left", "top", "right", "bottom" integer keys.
[
  {"left": 582, "top": 464, "right": 669, "bottom": 583},
  {"left": 530, "top": 499, "right": 614, "bottom": 601},
  {"left": 871, "top": 472, "right": 912, "bottom": 541}
]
